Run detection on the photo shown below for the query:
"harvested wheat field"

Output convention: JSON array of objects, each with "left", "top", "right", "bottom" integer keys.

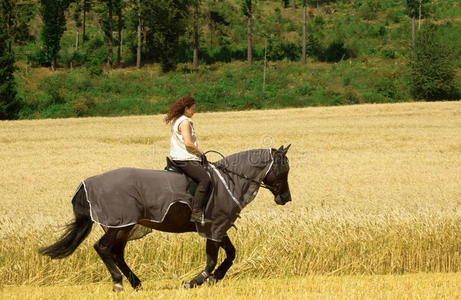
[{"left": 1, "top": 101, "right": 460, "bottom": 299}]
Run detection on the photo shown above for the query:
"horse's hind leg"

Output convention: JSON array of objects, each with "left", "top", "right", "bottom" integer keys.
[
  {"left": 212, "top": 235, "right": 236, "bottom": 282},
  {"left": 94, "top": 228, "right": 124, "bottom": 292},
  {"left": 111, "top": 226, "right": 142, "bottom": 290}
]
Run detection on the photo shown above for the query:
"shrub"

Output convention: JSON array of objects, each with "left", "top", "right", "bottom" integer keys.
[
  {"left": 267, "top": 38, "right": 285, "bottom": 61},
  {"left": 409, "top": 24, "right": 459, "bottom": 100},
  {"left": 83, "top": 36, "right": 107, "bottom": 73},
  {"left": 210, "top": 46, "right": 232, "bottom": 63},
  {"left": 375, "top": 78, "right": 400, "bottom": 101},
  {"left": 359, "top": 1, "right": 382, "bottom": 20},
  {"left": 38, "top": 76, "right": 69, "bottom": 105},
  {"left": 381, "top": 45, "right": 398, "bottom": 59},
  {"left": 306, "top": 34, "right": 323, "bottom": 60},
  {"left": 71, "top": 96, "right": 96, "bottom": 116},
  {"left": 386, "top": 9, "right": 401, "bottom": 24},
  {"left": 24, "top": 42, "right": 49, "bottom": 67},
  {"left": 323, "top": 41, "right": 350, "bottom": 62},
  {"left": 343, "top": 87, "right": 361, "bottom": 105},
  {"left": 314, "top": 15, "right": 325, "bottom": 26}
]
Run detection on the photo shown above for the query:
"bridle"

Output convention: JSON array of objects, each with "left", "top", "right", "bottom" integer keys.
[{"left": 204, "top": 150, "right": 278, "bottom": 193}]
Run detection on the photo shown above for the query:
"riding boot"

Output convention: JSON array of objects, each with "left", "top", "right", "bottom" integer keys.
[{"left": 190, "top": 185, "right": 209, "bottom": 223}]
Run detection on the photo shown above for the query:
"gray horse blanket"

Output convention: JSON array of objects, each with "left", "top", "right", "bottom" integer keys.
[{"left": 82, "top": 149, "right": 273, "bottom": 241}]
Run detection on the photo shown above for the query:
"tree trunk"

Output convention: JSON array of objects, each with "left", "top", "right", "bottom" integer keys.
[
  {"left": 209, "top": 22, "right": 213, "bottom": 49},
  {"left": 418, "top": 1, "right": 422, "bottom": 30},
  {"left": 263, "top": 38, "right": 267, "bottom": 93},
  {"left": 6, "top": 5, "right": 11, "bottom": 53},
  {"left": 302, "top": 0, "right": 307, "bottom": 64},
  {"left": 247, "top": 2, "right": 253, "bottom": 64},
  {"left": 192, "top": 3, "right": 199, "bottom": 70},
  {"left": 292, "top": 0, "right": 296, "bottom": 9},
  {"left": 107, "top": 0, "right": 113, "bottom": 69},
  {"left": 117, "top": 4, "right": 122, "bottom": 66},
  {"left": 51, "top": 56, "right": 56, "bottom": 72},
  {"left": 82, "top": 0, "right": 86, "bottom": 46},
  {"left": 411, "top": 13, "right": 415, "bottom": 45},
  {"left": 136, "top": 0, "right": 142, "bottom": 69}
]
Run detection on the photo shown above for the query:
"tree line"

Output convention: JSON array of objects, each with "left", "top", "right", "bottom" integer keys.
[
  {"left": 1, "top": 0, "right": 458, "bottom": 119},
  {"left": 0, "top": 0, "right": 397, "bottom": 73}
]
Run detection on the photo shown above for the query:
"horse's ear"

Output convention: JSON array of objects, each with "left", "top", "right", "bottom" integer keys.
[
  {"left": 283, "top": 144, "right": 291, "bottom": 155},
  {"left": 277, "top": 145, "right": 284, "bottom": 152}
]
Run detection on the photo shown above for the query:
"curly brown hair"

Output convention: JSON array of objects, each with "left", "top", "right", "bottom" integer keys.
[{"left": 164, "top": 95, "right": 196, "bottom": 124}]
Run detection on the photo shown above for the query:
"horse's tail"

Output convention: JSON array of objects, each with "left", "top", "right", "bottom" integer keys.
[{"left": 39, "top": 183, "right": 93, "bottom": 259}]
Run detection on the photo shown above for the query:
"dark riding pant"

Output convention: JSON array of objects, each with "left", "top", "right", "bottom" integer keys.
[{"left": 173, "top": 160, "right": 211, "bottom": 214}]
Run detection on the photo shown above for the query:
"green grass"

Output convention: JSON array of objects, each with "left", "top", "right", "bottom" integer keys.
[{"left": 16, "top": 58, "right": 424, "bottom": 119}]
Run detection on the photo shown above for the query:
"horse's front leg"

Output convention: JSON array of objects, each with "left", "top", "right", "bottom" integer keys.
[
  {"left": 182, "top": 239, "right": 219, "bottom": 288},
  {"left": 211, "top": 235, "right": 235, "bottom": 282}
]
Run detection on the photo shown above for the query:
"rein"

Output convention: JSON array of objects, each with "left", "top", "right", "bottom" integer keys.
[{"left": 203, "top": 150, "right": 276, "bottom": 193}]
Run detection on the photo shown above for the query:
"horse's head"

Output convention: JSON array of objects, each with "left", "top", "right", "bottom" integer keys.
[{"left": 263, "top": 145, "right": 291, "bottom": 205}]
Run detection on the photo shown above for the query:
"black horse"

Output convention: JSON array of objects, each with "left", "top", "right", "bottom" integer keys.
[{"left": 39, "top": 146, "right": 291, "bottom": 291}]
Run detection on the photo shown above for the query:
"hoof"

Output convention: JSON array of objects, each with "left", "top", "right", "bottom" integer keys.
[
  {"left": 180, "top": 281, "right": 194, "bottom": 289},
  {"left": 113, "top": 283, "right": 123, "bottom": 292},
  {"left": 206, "top": 275, "right": 217, "bottom": 285},
  {"left": 134, "top": 283, "right": 143, "bottom": 291}
]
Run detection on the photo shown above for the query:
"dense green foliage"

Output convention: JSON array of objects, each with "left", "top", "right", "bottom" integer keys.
[
  {"left": 40, "top": 0, "right": 72, "bottom": 69},
  {"left": 0, "top": 0, "right": 20, "bottom": 119},
  {"left": 409, "top": 24, "right": 458, "bottom": 100},
  {"left": 143, "top": 0, "right": 191, "bottom": 72},
  {"left": 0, "top": 34, "right": 19, "bottom": 120},
  {"left": 5, "top": 0, "right": 461, "bottom": 119},
  {"left": 16, "top": 60, "right": 410, "bottom": 119}
]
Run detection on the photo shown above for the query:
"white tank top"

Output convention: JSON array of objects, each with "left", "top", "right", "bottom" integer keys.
[{"left": 170, "top": 115, "right": 200, "bottom": 161}]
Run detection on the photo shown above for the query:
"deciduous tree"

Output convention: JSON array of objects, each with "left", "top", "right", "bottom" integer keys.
[
  {"left": 143, "top": 0, "right": 190, "bottom": 72},
  {"left": 409, "top": 24, "right": 458, "bottom": 100}
]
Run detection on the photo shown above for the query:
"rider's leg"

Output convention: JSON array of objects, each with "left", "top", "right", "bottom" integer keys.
[{"left": 173, "top": 160, "right": 211, "bottom": 223}]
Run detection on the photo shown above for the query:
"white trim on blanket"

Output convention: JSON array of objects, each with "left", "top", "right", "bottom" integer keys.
[
  {"left": 265, "top": 148, "right": 274, "bottom": 178},
  {"left": 209, "top": 164, "right": 243, "bottom": 210}
]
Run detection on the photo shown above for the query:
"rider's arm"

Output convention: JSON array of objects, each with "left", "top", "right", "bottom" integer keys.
[{"left": 179, "top": 119, "right": 203, "bottom": 156}]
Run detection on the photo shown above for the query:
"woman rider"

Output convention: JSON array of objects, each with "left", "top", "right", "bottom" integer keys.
[{"left": 165, "top": 95, "right": 210, "bottom": 223}]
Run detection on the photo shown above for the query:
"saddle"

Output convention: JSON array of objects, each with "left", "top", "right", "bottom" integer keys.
[{"left": 164, "top": 157, "right": 215, "bottom": 197}]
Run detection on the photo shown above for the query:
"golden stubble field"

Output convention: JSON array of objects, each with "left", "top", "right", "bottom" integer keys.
[{"left": 1, "top": 101, "right": 461, "bottom": 299}]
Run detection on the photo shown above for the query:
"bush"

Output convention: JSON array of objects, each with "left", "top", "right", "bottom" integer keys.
[
  {"left": 343, "top": 87, "right": 361, "bottom": 105},
  {"left": 323, "top": 41, "right": 350, "bottom": 62},
  {"left": 375, "top": 78, "right": 400, "bottom": 101},
  {"left": 71, "top": 96, "right": 96, "bottom": 116},
  {"left": 306, "top": 34, "right": 323, "bottom": 60},
  {"left": 386, "top": 9, "right": 401, "bottom": 24},
  {"left": 359, "top": 1, "right": 382, "bottom": 20},
  {"left": 381, "top": 48, "right": 397, "bottom": 59},
  {"left": 83, "top": 36, "right": 107, "bottom": 73},
  {"left": 314, "top": 15, "right": 325, "bottom": 26},
  {"left": 23, "top": 42, "right": 49, "bottom": 67},
  {"left": 38, "top": 76, "right": 69, "bottom": 105},
  {"left": 409, "top": 24, "right": 459, "bottom": 100},
  {"left": 211, "top": 46, "right": 232, "bottom": 63}
]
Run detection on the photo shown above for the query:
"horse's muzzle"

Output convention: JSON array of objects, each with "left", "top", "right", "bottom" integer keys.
[{"left": 275, "top": 191, "right": 291, "bottom": 205}]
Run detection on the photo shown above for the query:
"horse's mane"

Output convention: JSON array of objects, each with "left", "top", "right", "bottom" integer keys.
[{"left": 213, "top": 148, "right": 272, "bottom": 170}]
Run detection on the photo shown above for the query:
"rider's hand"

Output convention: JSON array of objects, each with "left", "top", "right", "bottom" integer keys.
[{"left": 200, "top": 153, "right": 208, "bottom": 166}]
